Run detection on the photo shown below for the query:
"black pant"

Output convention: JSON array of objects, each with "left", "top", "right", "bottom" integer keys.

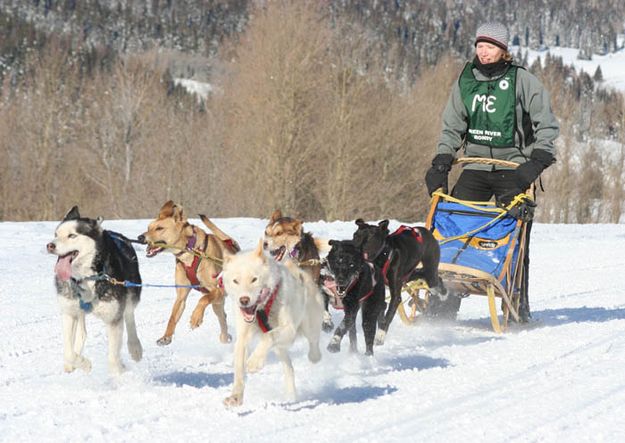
[
  {"left": 452, "top": 170, "right": 532, "bottom": 321},
  {"left": 451, "top": 169, "right": 518, "bottom": 202}
]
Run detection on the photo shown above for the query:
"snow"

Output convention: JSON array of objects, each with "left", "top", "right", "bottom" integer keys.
[
  {"left": 2, "top": 218, "right": 625, "bottom": 442},
  {"left": 173, "top": 78, "right": 213, "bottom": 100},
  {"left": 518, "top": 45, "right": 625, "bottom": 92}
]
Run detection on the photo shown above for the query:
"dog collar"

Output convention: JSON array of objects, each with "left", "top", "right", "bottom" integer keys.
[
  {"left": 288, "top": 244, "right": 300, "bottom": 259},
  {"left": 174, "top": 229, "right": 198, "bottom": 258}
]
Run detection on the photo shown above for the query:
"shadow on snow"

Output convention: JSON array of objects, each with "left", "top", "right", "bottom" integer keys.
[
  {"left": 453, "top": 306, "right": 625, "bottom": 332},
  {"left": 153, "top": 371, "right": 233, "bottom": 388},
  {"left": 534, "top": 306, "right": 625, "bottom": 326}
]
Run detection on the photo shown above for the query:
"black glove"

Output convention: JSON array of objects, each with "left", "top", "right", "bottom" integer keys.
[
  {"left": 497, "top": 192, "right": 537, "bottom": 220},
  {"left": 425, "top": 154, "right": 454, "bottom": 195},
  {"left": 515, "top": 149, "right": 555, "bottom": 191}
]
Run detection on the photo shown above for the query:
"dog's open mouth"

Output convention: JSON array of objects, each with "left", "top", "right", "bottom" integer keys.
[
  {"left": 321, "top": 275, "right": 344, "bottom": 309},
  {"left": 54, "top": 251, "right": 79, "bottom": 282},
  {"left": 146, "top": 245, "right": 164, "bottom": 258},
  {"left": 270, "top": 246, "right": 286, "bottom": 261},
  {"left": 321, "top": 275, "right": 338, "bottom": 297},
  {"left": 239, "top": 305, "right": 257, "bottom": 323}
]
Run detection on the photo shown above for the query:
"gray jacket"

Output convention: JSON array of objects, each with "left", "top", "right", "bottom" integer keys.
[{"left": 437, "top": 63, "right": 559, "bottom": 170}]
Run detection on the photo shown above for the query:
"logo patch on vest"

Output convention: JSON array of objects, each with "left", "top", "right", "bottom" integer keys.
[{"left": 459, "top": 63, "right": 518, "bottom": 148}]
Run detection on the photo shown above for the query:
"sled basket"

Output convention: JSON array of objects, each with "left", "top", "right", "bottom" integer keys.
[{"left": 424, "top": 158, "right": 532, "bottom": 332}]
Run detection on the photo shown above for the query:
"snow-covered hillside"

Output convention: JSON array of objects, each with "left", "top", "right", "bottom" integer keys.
[
  {"left": 520, "top": 44, "right": 625, "bottom": 92},
  {"left": 1, "top": 218, "right": 625, "bottom": 442}
]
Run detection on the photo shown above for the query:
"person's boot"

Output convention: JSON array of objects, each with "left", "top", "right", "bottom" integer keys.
[{"left": 518, "top": 300, "right": 531, "bottom": 323}]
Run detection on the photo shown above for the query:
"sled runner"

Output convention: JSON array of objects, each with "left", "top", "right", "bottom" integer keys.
[{"left": 398, "top": 158, "right": 535, "bottom": 332}]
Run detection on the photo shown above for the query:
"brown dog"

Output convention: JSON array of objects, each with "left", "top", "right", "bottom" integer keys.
[
  {"left": 139, "top": 201, "right": 240, "bottom": 346},
  {"left": 263, "top": 209, "right": 333, "bottom": 331}
]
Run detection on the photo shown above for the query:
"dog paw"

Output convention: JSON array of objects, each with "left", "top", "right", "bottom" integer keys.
[
  {"left": 246, "top": 355, "right": 266, "bottom": 373},
  {"left": 374, "top": 330, "right": 386, "bottom": 346},
  {"left": 322, "top": 313, "right": 334, "bottom": 333},
  {"left": 128, "top": 340, "right": 143, "bottom": 362},
  {"left": 156, "top": 336, "right": 172, "bottom": 346},
  {"left": 109, "top": 361, "right": 126, "bottom": 376},
  {"left": 285, "top": 388, "right": 297, "bottom": 403},
  {"left": 64, "top": 356, "right": 92, "bottom": 373},
  {"left": 220, "top": 333, "right": 232, "bottom": 344},
  {"left": 327, "top": 336, "right": 341, "bottom": 353},
  {"left": 364, "top": 349, "right": 374, "bottom": 357},
  {"left": 223, "top": 394, "right": 243, "bottom": 407},
  {"left": 76, "top": 356, "right": 92, "bottom": 372},
  {"left": 308, "top": 346, "right": 322, "bottom": 363},
  {"left": 189, "top": 311, "right": 204, "bottom": 330}
]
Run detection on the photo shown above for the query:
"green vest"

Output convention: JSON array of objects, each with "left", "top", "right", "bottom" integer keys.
[{"left": 459, "top": 63, "right": 518, "bottom": 148}]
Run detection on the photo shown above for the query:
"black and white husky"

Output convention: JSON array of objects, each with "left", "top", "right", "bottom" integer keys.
[{"left": 47, "top": 206, "right": 143, "bottom": 375}]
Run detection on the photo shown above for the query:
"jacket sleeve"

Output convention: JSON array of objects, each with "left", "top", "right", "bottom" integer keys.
[
  {"left": 518, "top": 69, "right": 560, "bottom": 158},
  {"left": 436, "top": 82, "right": 467, "bottom": 157}
]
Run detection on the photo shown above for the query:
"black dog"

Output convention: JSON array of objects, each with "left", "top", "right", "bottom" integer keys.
[
  {"left": 324, "top": 240, "right": 386, "bottom": 356},
  {"left": 352, "top": 219, "right": 444, "bottom": 345}
]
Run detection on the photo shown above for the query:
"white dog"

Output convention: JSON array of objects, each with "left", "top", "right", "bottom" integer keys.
[{"left": 221, "top": 240, "right": 324, "bottom": 406}]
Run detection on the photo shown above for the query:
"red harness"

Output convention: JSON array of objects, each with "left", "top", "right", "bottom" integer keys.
[
  {"left": 381, "top": 225, "right": 423, "bottom": 285},
  {"left": 392, "top": 225, "right": 424, "bottom": 243},
  {"left": 356, "top": 262, "right": 378, "bottom": 303},
  {"left": 177, "top": 232, "right": 210, "bottom": 294},
  {"left": 255, "top": 283, "right": 280, "bottom": 333}
]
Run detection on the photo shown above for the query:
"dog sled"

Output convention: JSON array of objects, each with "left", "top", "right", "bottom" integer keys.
[{"left": 398, "top": 158, "right": 535, "bottom": 332}]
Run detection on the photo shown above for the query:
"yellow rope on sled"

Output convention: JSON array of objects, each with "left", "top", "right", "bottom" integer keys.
[{"left": 431, "top": 190, "right": 532, "bottom": 245}]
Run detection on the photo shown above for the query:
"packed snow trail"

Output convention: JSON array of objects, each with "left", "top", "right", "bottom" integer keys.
[{"left": 1, "top": 219, "right": 624, "bottom": 442}]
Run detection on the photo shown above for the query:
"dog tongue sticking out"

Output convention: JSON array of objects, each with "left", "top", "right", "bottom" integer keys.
[{"left": 54, "top": 253, "right": 75, "bottom": 281}]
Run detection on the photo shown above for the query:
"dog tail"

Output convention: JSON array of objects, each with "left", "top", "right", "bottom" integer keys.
[
  {"left": 314, "top": 237, "right": 331, "bottom": 254},
  {"left": 199, "top": 214, "right": 241, "bottom": 253}
]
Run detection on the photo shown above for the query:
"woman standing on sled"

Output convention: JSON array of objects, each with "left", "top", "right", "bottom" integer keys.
[{"left": 425, "top": 22, "right": 559, "bottom": 322}]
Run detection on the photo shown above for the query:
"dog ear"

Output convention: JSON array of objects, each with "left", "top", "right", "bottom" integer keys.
[
  {"left": 63, "top": 206, "right": 80, "bottom": 221},
  {"left": 254, "top": 238, "right": 266, "bottom": 261},
  {"left": 328, "top": 239, "right": 337, "bottom": 246},
  {"left": 293, "top": 219, "right": 303, "bottom": 235},
  {"left": 355, "top": 218, "right": 365, "bottom": 227},
  {"left": 173, "top": 204, "right": 185, "bottom": 222},
  {"left": 158, "top": 200, "right": 175, "bottom": 219},
  {"left": 269, "top": 209, "right": 282, "bottom": 224},
  {"left": 379, "top": 220, "right": 390, "bottom": 231}
]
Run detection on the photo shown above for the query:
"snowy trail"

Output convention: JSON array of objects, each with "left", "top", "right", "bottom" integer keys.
[{"left": 1, "top": 219, "right": 625, "bottom": 442}]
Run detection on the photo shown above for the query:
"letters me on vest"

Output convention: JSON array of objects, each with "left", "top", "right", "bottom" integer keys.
[{"left": 459, "top": 62, "right": 518, "bottom": 148}]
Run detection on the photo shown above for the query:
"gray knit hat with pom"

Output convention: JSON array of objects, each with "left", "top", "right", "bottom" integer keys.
[{"left": 475, "top": 22, "right": 509, "bottom": 50}]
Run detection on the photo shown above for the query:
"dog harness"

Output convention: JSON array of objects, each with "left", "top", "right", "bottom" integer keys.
[
  {"left": 177, "top": 231, "right": 210, "bottom": 294},
  {"left": 380, "top": 226, "right": 424, "bottom": 285},
  {"left": 355, "top": 262, "right": 378, "bottom": 303},
  {"left": 241, "top": 282, "right": 280, "bottom": 333}
]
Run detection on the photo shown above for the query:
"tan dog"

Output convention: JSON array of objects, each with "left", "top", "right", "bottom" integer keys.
[
  {"left": 139, "top": 201, "right": 240, "bottom": 346},
  {"left": 263, "top": 209, "right": 333, "bottom": 331}
]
